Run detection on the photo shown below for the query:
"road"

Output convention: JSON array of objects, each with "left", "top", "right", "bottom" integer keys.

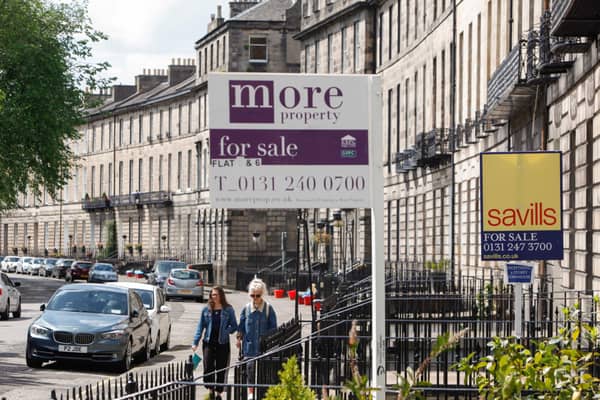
[{"left": 0, "top": 274, "right": 300, "bottom": 400}]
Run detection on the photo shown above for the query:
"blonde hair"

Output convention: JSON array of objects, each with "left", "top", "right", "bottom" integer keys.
[{"left": 248, "top": 277, "right": 267, "bottom": 294}]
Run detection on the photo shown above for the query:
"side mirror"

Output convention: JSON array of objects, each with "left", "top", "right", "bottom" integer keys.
[
  {"left": 159, "top": 305, "right": 170, "bottom": 313},
  {"left": 14, "top": 282, "right": 21, "bottom": 287},
  {"left": 40, "top": 304, "right": 46, "bottom": 311}
]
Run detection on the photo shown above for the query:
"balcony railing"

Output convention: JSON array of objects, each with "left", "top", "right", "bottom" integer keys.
[
  {"left": 111, "top": 191, "right": 173, "bottom": 208},
  {"left": 394, "top": 148, "right": 418, "bottom": 173},
  {"left": 551, "top": 0, "right": 600, "bottom": 38},
  {"left": 486, "top": 40, "right": 536, "bottom": 120},
  {"left": 82, "top": 197, "right": 112, "bottom": 211},
  {"left": 415, "top": 128, "right": 452, "bottom": 167}
]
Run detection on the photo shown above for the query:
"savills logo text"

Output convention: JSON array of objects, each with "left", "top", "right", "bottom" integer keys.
[{"left": 229, "top": 80, "right": 274, "bottom": 123}]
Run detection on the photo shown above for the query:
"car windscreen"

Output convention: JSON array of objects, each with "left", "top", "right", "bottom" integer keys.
[
  {"left": 156, "top": 262, "right": 186, "bottom": 273},
  {"left": 47, "top": 290, "right": 128, "bottom": 315},
  {"left": 134, "top": 289, "right": 154, "bottom": 309},
  {"left": 171, "top": 270, "right": 200, "bottom": 280},
  {"left": 45, "top": 259, "right": 57, "bottom": 265},
  {"left": 94, "top": 264, "right": 113, "bottom": 271},
  {"left": 76, "top": 263, "right": 93, "bottom": 269}
]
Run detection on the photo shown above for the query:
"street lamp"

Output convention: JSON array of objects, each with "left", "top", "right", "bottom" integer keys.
[
  {"left": 161, "top": 235, "right": 167, "bottom": 258},
  {"left": 122, "top": 234, "right": 127, "bottom": 258},
  {"left": 252, "top": 231, "right": 260, "bottom": 271},
  {"left": 68, "top": 234, "right": 73, "bottom": 256},
  {"left": 27, "top": 235, "right": 31, "bottom": 256}
]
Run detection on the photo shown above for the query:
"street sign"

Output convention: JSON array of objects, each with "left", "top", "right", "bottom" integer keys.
[
  {"left": 504, "top": 263, "right": 534, "bottom": 285},
  {"left": 480, "top": 152, "right": 563, "bottom": 261},
  {"left": 208, "top": 73, "right": 378, "bottom": 209}
]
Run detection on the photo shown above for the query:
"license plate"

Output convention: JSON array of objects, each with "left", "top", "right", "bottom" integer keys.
[
  {"left": 58, "top": 345, "right": 88, "bottom": 353},
  {"left": 179, "top": 289, "right": 192, "bottom": 294}
]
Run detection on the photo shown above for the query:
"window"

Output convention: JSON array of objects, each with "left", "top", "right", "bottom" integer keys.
[
  {"left": 92, "top": 127, "right": 96, "bottom": 153},
  {"left": 91, "top": 166, "right": 96, "bottom": 197},
  {"left": 388, "top": 5, "right": 393, "bottom": 60},
  {"left": 177, "top": 151, "right": 182, "bottom": 191},
  {"left": 138, "top": 158, "right": 143, "bottom": 192},
  {"left": 341, "top": 27, "right": 347, "bottom": 72},
  {"left": 167, "top": 154, "right": 172, "bottom": 191},
  {"left": 378, "top": 13, "right": 383, "bottom": 66},
  {"left": 149, "top": 111, "right": 154, "bottom": 139},
  {"left": 118, "top": 161, "right": 123, "bottom": 195},
  {"left": 108, "top": 163, "right": 112, "bottom": 196},
  {"left": 353, "top": 21, "right": 360, "bottom": 72},
  {"left": 397, "top": 0, "right": 401, "bottom": 52},
  {"left": 187, "top": 150, "right": 192, "bottom": 189},
  {"left": 159, "top": 155, "right": 163, "bottom": 191},
  {"left": 118, "top": 119, "right": 123, "bottom": 147},
  {"left": 387, "top": 88, "right": 392, "bottom": 172},
  {"left": 249, "top": 37, "right": 268, "bottom": 62},
  {"left": 314, "top": 40, "right": 320, "bottom": 73},
  {"left": 210, "top": 44, "right": 214, "bottom": 70},
  {"left": 216, "top": 40, "right": 220, "bottom": 67},
  {"left": 129, "top": 117, "right": 133, "bottom": 144},
  {"left": 128, "top": 160, "right": 133, "bottom": 194},
  {"left": 178, "top": 104, "right": 182, "bottom": 135},
  {"left": 100, "top": 123, "right": 105, "bottom": 150},
  {"left": 159, "top": 110, "right": 164, "bottom": 137},
  {"left": 327, "top": 34, "right": 333, "bottom": 73},
  {"left": 304, "top": 45, "right": 309, "bottom": 72},
  {"left": 149, "top": 157, "right": 154, "bottom": 192},
  {"left": 138, "top": 115, "right": 143, "bottom": 143},
  {"left": 188, "top": 101, "right": 193, "bottom": 133},
  {"left": 223, "top": 36, "right": 226, "bottom": 65}
]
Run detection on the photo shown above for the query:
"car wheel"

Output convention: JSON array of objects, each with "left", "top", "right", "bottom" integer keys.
[
  {"left": 118, "top": 340, "right": 133, "bottom": 372},
  {"left": 1, "top": 300, "right": 9, "bottom": 320},
  {"left": 142, "top": 336, "right": 151, "bottom": 362},
  {"left": 13, "top": 299, "right": 21, "bottom": 318},
  {"left": 160, "top": 327, "right": 171, "bottom": 352},
  {"left": 153, "top": 331, "right": 161, "bottom": 356},
  {"left": 26, "top": 344, "right": 43, "bottom": 368},
  {"left": 195, "top": 296, "right": 203, "bottom": 303}
]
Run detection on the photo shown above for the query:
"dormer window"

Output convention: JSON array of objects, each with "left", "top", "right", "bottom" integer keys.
[{"left": 249, "top": 36, "right": 268, "bottom": 63}]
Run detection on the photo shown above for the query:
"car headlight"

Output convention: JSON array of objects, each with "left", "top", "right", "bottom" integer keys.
[
  {"left": 30, "top": 324, "right": 51, "bottom": 338},
  {"left": 100, "top": 330, "right": 127, "bottom": 340}
]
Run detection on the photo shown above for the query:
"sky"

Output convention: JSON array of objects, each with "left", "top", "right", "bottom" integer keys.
[{"left": 85, "top": 0, "right": 230, "bottom": 85}]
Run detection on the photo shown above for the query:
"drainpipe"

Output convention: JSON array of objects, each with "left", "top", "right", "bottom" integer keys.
[
  {"left": 540, "top": 0, "right": 550, "bottom": 296},
  {"left": 449, "top": 0, "right": 457, "bottom": 284},
  {"left": 507, "top": 0, "right": 513, "bottom": 151}
]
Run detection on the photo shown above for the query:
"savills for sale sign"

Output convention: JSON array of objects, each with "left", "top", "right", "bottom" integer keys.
[
  {"left": 480, "top": 152, "right": 563, "bottom": 261},
  {"left": 208, "top": 73, "right": 379, "bottom": 209}
]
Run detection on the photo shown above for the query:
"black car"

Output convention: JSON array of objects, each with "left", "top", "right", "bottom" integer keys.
[
  {"left": 26, "top": 283, "right": 151, "bottom": 372},
  {"left": 51, "top": 259, "right": 75, "bottom": 279}
]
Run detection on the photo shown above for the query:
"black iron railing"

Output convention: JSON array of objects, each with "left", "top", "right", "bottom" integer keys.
[
  {"left": 111, "top": 191, "right": 172, "bottom": 208},
  {"left": 82, "top": 197, "right": 112, "bottom": 211}
]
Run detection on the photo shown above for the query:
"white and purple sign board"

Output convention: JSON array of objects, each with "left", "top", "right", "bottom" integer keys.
[{"left": 208, "top": 73, "right": 376, "bottom": 209}]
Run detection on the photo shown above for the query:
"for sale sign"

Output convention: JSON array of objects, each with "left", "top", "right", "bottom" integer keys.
[
  {"left": 480, "top": 152, "right": 563, "bottom": 261},
  {"left": 208, "top": 73, "right": 379, "bottom": 209}
]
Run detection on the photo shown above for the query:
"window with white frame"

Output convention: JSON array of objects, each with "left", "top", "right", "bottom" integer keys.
[{"left": 249, "top": 36, "right": 268, "bottom": 63}]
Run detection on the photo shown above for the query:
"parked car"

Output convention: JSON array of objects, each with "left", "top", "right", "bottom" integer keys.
[
  {"left": 164, "top": 268, "right": 204, "bottom": 302},
  {"left": 88, "top": 263, "right": 118, "bottom": 283},
  {"left": 16, "top": 257, "right": 31, "bottom": 274},
  {"left": 39, "top": 258, "right": 58, "bottom": 277},
  {"left": 0, "top": 272, "right": 21, "bottom": 320},
  {"left": 26, "top": 283, "right": 152, "bottom": 371},
  {"left": 146, "top": 260, "right": 187, "bottom": 288},
  {"left": 51, "top": 259, "right": 75, "bottom": 279},
  {"left": 1, "top": 256, "right": 20, "bottom": 273},
  {"left": 109, "top": 282, "right": 171, "bottom": 355},
  {"left": 65, "top": 261, "right": 93, "bottom": 282},
  {"left": 29, "top": 258, "right": 45, "bottom": 275}
]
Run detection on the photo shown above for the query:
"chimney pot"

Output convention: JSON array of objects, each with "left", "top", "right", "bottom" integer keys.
[
  {"left": 211, "top": 13, "right": 215, "bottom": 21},
  {"left": 177, "top": 57, "right": 181, "bottom": 65},
  {"left": 217, "top": 5, "right": 222, "bottom": 18}
]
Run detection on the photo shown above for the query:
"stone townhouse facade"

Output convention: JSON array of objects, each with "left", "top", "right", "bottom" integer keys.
[
  {"left": 0, "top": 0, "right": 301, "bottom": 286},
  {"left": 297, "top": 0, "right": 600, "bottom": 291}
]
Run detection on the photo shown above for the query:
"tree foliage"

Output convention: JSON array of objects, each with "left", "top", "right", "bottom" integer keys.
[
  {"left": 0, "top": 0, "right": 111, "bottom": 210},
  {"left": 264, "top": 355, "right": 316, "bottom": 400}
]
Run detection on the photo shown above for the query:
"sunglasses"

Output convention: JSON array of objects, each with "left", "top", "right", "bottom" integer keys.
[{"left": 249, "top": 293, "right": 262, "bottom": 298}]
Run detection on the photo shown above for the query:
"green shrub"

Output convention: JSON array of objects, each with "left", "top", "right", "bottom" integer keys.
[{"left": 264, "top": 355, "right": 315, "bottom": 400}]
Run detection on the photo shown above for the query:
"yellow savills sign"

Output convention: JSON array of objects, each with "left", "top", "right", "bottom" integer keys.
[{"left": 480, "top": 152, "right": 563, "bottom": 261}]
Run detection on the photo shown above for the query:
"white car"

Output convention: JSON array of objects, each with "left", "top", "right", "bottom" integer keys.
[
  {"left": 17, "top": 257, "right": 33, "bottom": 274},
  {"left": 29, "top": 258, "right": 45, "bottom": 275},
  {"left": 1, "top": 256, "right": 20, "bottom": 273},
  {"left": 0, "top": 272, "right": 21, "bottom": 320},
  {"left": 109, "top": 282, "right": 171, "bottom": 355}
]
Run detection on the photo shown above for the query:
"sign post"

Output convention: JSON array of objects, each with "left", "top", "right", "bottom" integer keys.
[
  {"left": 208, "top": 73, "right": 385, "bottom": 399},
  {"left": 504, "top": 262, "right": 534, "bottom": 337}
]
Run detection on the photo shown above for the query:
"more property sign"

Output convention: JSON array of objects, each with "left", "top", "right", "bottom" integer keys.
[
  {"left": 208, "top": 73, "right": 379, "bottom": 209},
  {"left": 480, "top": 151, "right": 563, "bottom": 261}
]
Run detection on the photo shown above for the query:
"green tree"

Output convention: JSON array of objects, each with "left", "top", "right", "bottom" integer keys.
[
  {"left": 0, "top": 0, "right": 111, "bottom": 210},
  {"left": 104, "top": 220, "right": 117, "bottom": 256}
]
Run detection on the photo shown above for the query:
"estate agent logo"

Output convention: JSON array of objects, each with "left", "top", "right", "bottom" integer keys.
[{"left": 229, "top": 80, "right": 274, "bottom": 123}]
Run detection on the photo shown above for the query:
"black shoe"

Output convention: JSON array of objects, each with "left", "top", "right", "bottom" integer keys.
[{"left": 215, "top": 395, "right": 222, "bottom": 400}]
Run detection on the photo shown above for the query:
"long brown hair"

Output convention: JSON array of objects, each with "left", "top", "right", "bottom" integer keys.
[{"left": 208, "top": 286, "right": 230, "bottom": 309}]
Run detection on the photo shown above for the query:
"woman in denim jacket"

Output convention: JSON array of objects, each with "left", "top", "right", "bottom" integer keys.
[
  {"left": 236, "top": 278, "right": 277, "bottom": 396},
  {"left": 192, "top": 286, "right": 238, "bottom": 400}
]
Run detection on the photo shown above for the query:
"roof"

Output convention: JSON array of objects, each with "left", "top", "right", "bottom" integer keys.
[
  {"left": 230, "top": 0, "right": 294, "bottom": 22},
  {"left": 109, "top": 282, "right": 158, "bottom": 291}
]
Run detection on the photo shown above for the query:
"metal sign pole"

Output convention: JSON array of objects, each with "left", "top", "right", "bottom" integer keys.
[
  {"left": 514, "top": 284, "right": 523, "bottom": 338},
  {"left": 369, "top": 76, "right": 385, "bottom": 400}
]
